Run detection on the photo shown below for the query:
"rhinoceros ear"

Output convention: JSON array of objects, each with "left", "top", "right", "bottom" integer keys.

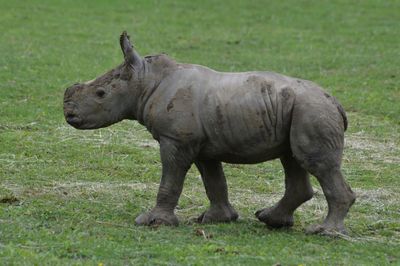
[{"left": 120, "top": 31, "right": 141, "bottom": 68}]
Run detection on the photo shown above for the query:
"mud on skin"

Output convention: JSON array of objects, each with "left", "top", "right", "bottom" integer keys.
[{"left": 63, "top": 31, "right": 356, "bottom": 236}]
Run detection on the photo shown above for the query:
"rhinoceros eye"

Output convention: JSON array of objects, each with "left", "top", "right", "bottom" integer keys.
[{"left": 96, "top": 88, "right": 106, "bottom": 98}]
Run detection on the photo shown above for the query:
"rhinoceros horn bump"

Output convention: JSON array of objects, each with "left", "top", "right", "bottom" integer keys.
[{"left": 120, "top": 31, "right": 141, "bottom": 68}]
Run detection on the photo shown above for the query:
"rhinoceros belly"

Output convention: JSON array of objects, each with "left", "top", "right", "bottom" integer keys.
[{"left": 197, "top": 73, "right": 295, "bottom": 164}]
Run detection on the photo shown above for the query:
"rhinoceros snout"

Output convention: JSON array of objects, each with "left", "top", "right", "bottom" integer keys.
[{"left": 65, "top": 112, "right": 82, "bottom": 128}]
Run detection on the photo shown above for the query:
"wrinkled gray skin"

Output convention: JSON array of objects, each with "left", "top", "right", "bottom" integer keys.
[{"left": 64, "top": 32, "right": 356, "bottom": 236}]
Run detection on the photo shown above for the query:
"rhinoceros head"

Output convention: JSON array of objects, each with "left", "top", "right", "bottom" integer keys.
[{"left": 63, "top": 31, "right": 142, "bottom": 129}]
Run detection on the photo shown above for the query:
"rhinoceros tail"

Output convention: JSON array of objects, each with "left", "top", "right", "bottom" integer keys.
[
  {"left": 336, "top": 101, "right": 348, "bottom": 131},
  {"left": 324, "top": 93, "right": 348, "bottom": 131}
]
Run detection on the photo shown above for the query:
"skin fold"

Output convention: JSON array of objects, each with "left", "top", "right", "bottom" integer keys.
[{"left": 64, "top": 31, "right": 355, "bottom": 236}]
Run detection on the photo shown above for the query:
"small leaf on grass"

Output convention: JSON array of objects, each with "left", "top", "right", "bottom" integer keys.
[
  {"left": 387, "top": 256, "right": 398, "bottom": 264},
  {"left": 215, "top": 247, "right": 225, "bottom": 253},
  {"left": 194, "top": 228, "right": 213, "bottom": 239},
  {"left": 0, "top": 196, "right": 20, "bottom": 205},
  {"left": 214, "top": 247, "right": 240, "bottom": 255}
]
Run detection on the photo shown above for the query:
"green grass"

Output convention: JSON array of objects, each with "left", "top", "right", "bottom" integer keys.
[{"left": 0, "top": 0, "right": 399, "bottom": 265}]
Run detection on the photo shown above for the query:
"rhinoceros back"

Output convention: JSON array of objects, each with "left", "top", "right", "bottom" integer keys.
[{"left": 197, "top": 72, "right": 296, "bottom": 163}]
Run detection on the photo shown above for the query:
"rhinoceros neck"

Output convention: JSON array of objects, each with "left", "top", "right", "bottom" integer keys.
[{"left": 132, "top": 55, "right": 179, "bottom": 125}]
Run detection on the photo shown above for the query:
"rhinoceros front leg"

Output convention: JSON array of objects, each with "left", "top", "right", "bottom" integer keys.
[
  {"left": 195, "top": 160, "right": 238, "bottom": 223},
  {"left": 256, "top": 153, "right": 314, "bottom": 228},
  {"left": 135, "top": 140, "right": 192, "bottom": 226}
]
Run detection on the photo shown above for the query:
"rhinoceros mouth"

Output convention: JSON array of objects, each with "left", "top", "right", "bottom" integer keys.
[
  {"left": 65, "top": 113, "right": 83, "bottom": 128},
  {"left": 65, "top": 116, "right": 107, "bottom": 130}
]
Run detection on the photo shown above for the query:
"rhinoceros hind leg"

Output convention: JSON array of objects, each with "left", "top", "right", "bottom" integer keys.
[
  {"left": 290, "top": 108, "right": 356, "bottom": 235},
  {"left": 197, "top": 204, "right": 238, "bottom": 224},
  {"left": 304, "top": 168, "right": 355, "bottom": 236},
  {"left": 195, "top": 160, "right": 238, "bottom": 223},
  {"left": 256, "top": 153, "right": 313, "bottom": 228},
  {"left": 135, "top": 208, "right": 179, "bottom": 226}
]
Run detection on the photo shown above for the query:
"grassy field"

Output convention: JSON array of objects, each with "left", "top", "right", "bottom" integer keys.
[{"left": 1, "top": 0, "right": 399, "bottom": 265}]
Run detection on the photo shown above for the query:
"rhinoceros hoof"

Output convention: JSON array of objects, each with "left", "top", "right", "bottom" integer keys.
[
  {"left": 305, "top": 223, "right": 348, "bottom": 236},
  {"left": 255, "top": 207, "right": 294, "bottom": 228},
  {"left": 198, "top": 204, "right": 239, "bottom": 224},
  {"left": 135, "top": 210, "right": 179, "bottom": 226}
]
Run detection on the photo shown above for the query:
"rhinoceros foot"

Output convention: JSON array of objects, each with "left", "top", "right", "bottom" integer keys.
[
  {"left": 305, "top": 222, "right": 348, "bottom": 236},
  {"left": 135, "top": 209, "right": 179, "bottom": 226},
  {"left": 198, "top": 204, "right": 238, "bottom": 224},
  {"left": 255, "top": 206, "right": 294, "bottom": 228}
]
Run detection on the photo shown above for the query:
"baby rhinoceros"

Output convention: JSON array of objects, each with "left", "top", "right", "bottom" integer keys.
[{"left": 64, "top": 31, "right": 356, "bottom": 236}]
